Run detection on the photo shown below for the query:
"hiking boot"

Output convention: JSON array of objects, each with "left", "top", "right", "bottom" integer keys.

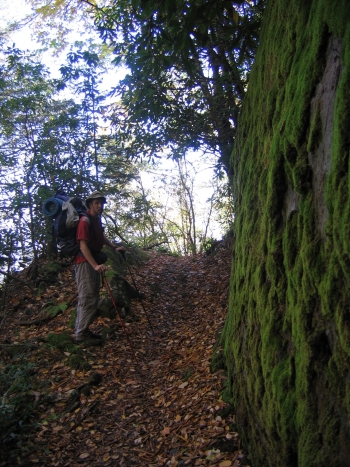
[
  {"left": 88, "top": 330, "right": 102, "bottom": 339},
  {"left": 74, "top": 336, "right": 103, "bottom": 346}
]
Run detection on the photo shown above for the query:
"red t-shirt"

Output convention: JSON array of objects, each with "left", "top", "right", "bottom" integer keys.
[{"left": 74, "top": 212, "right": 105, "bottom": 264}]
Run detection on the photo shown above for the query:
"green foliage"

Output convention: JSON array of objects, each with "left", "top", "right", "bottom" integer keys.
[
  {"left": 43, "top": 302, "right": 68, "bottom": 318},
  {"left": 0, "top": 3, "right": 241, "bottom": 261},
  {"left": 201, "top": 237, "right": 218, "bottom": 255},
  {"left": 0, "top": 43, "right": 151, "bottom": 264},
  {"left": 181, "top": 366, "right": 194, "bottom": 382},
  {"left": 0, "top": 45, "right": 108, "bottom": 263},
  {"left": 16, "top": 0, "right": 101, "bottom": 54},
  {"left": 93, "top": 0, "right": 266, "bottom": 175},
  {"left": 155, "top": 246, "right": 180, "bottom": 257},
  {"left": 106, "top": 245, "right": 148, "bottom": 276}
]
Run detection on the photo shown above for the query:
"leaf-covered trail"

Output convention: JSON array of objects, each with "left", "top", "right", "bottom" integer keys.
[{"left": 1, "top": 244, "right": 249, "bottom": 466}]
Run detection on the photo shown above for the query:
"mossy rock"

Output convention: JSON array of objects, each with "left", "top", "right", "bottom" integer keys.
[{"left": 46, "top": 332, "right": 74, "bottom": 352}]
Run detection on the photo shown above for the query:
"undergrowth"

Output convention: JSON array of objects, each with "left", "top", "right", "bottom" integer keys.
[{"left": 0, "top": 358, "right": 37, "bottom": 455}]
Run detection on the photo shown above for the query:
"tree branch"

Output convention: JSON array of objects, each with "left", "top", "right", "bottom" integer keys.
[{"left": 0, "top": 270, "right": 35, "bottom": 291}]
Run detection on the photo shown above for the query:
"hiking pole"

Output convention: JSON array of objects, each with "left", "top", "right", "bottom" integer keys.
[
  {"left": 120, "top": 251, "right": 156, "bottom": 335},
  {"left": 102, "top": 273, "right": 138, "bottom": 364}
]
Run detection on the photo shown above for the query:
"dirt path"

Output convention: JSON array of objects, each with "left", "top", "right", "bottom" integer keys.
[{"left": 0, "top": 244, "right": 250, "bottom": 466}]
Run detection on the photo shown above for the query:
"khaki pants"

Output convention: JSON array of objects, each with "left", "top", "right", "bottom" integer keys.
[{"left": 75, "top": 262, "right": 100, "bottom": 339}]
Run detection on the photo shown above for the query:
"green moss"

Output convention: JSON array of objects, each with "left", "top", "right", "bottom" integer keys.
[
  {"left": 307, "top": 103, "right": 323, "bottom": 152},
  {"left": 46, "top": 332, "right": 74, "bottom": 352},
  {"left": 220, "top": 378, "right": 235, "bottom": 406},
  {"left": 45, "top": 332, "right": 91, "bottom": 369},
  {"left": 67, "top": 349, "right": 91, "bottom": 371},
  {"left": 210, "top": 341, "right": 227, "bottom": 373},
  {"left": 222, "top": 0, "right": 350, "bottom": 465},
  {"left": 68, "top": 308, "right": 77, "bottom": 329},
  {"left": 291, "top": 152, "right": 312, "bottom": 194}
]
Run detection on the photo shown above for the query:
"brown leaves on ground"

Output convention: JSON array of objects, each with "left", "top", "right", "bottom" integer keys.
[{"left": 0, "top": 242, "right": 250, "bottom": 467}]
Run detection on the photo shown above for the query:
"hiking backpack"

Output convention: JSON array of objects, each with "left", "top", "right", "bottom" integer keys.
[{"left": 43, "top": 191, "right": 91, "bottom": 258}]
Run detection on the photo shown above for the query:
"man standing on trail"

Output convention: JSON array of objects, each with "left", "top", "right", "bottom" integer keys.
[{"left": 74, "top": 191, "right": 125, "bottom": 346}]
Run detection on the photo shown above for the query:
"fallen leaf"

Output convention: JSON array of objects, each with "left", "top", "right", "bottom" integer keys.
[
  {"left": 161, "top": 427, "right": 171, "bottom": 436},
  {"left": 219, "top": 461, "right": 232, "bottom": 467},
  {"left": 52, "top": 425, "right": 63, "bottom": 432},
  {"left": 205, "top": 449, "right": 221, "bottom": 461},
  {"left": 178, "top": 382, "right": 188, "bottom": 389},
  {"left": 79, "top": 453, "right": 90, "bottom": 459}
]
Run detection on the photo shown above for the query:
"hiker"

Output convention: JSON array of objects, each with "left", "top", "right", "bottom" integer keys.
[{"left": 74, "top": 190, "right": 125, "bottom": 345}]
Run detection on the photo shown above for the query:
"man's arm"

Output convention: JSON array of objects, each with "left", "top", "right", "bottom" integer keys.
[{"left": 80, "top": 239, "right": 106, "bottom": 274}]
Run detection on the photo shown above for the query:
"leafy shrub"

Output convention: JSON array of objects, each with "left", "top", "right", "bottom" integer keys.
[{"left": 202, "top": 237, "right": 219, "bottom": 255}]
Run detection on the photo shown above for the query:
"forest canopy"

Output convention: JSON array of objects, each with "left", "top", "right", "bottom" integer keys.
[{"left": 0, "top": 0, "right": 265, "bottom": 273}]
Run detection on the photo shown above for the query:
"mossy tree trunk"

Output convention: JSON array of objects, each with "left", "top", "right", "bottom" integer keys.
[{"left": 222, "top": 1, "right": 350, "bottom": 466}]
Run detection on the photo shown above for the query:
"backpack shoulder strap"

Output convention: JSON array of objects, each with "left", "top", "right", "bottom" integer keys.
[
  {"left": 80, "top": 212, "right": 96, "bottom": 240},
  {"left": 81, "top": 214, "right": 91, "bottom": 224}
]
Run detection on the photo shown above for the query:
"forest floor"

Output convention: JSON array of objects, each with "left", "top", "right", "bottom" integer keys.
[{"left": 0, "top": 242, "right": 252, "bottom": 467}]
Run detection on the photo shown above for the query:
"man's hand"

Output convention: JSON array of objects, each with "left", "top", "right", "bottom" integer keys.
[{"left": 94, "top": 264, "right": 106, "bottom": 274}]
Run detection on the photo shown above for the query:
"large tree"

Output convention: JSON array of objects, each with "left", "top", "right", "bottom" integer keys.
[
  {"left": 219, "top": 0, "right": 350, "bottom": 465},
  {"left": 16, "top": 0, "right": 265, "bottom": 177},
  {"left": 93, "top": 0, "right": 265, "bottom": 177}
]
